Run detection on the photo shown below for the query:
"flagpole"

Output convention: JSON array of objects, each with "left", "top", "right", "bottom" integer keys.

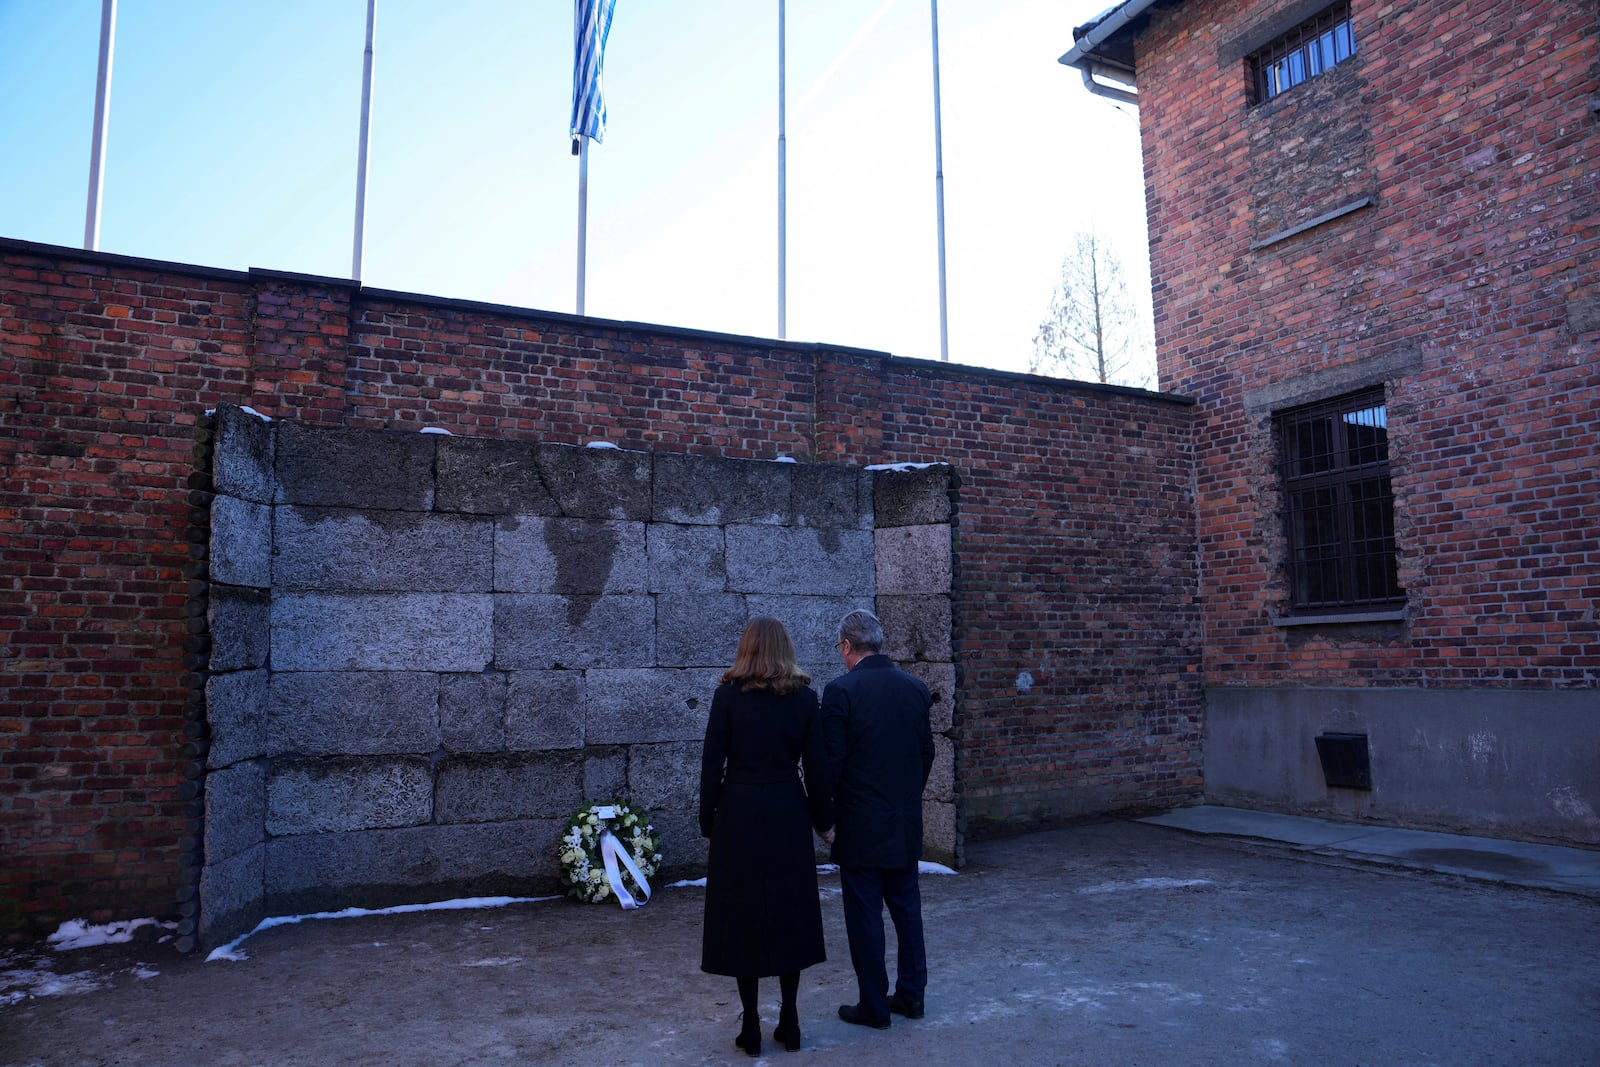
[
  {"left": 571, "top": 0, "right": 614, "bottom": 317},
  {"left": 84, "top": 0, "right": 117, "bottom": 251},
  {"left": 352, "top": 0, "right": 377, "bottom": 281},
  {"left": 930, "top": 0, "right": 949, "bottom": 361},
  {"left": 777, "top": 0, "right": 787, "bottom": 339},
  {"left": 576, "top": 137, "right": 589, "bottom": 315}
]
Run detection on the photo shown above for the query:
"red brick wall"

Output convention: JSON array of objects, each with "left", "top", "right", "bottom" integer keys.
[
  {"left": 1137, "top": 0, "right": 1600, "bottom": 688},
  {"left": 1, "top": 239, "right": 1199, "bottom": 939},
  {"left": 877, "top": 367, "right": 1201, "bottom": 830}
]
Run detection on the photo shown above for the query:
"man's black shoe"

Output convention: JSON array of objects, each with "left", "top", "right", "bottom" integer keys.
[
  {"left": 837, "top": 1004, "right": 891, "bottom": 1029},
  {"left": 888, "top": 993, "right": 925, "bottom": 1019}
]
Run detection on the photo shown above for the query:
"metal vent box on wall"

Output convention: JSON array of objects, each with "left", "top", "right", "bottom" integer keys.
[{"left": 1315, "top": 732, "right": 1372, "bottom": 790}]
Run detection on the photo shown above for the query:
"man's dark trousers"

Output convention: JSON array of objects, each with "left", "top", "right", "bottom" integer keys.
[{"left": 840, "top": 863, "right": 927, "bottom": 1020}]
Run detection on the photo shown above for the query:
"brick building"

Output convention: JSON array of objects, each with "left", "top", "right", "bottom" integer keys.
[{"left": 1063, "top": 0, "right": 1598, "bottom": 838}]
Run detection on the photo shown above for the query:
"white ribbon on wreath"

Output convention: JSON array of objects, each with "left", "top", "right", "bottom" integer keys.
[{"left": 598, "top": 819, "right": 652, "bottom": 910}]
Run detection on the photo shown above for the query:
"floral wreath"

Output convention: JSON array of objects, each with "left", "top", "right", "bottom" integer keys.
[{"left": 558, "top": 801, "right": 662, "bottom": 904}]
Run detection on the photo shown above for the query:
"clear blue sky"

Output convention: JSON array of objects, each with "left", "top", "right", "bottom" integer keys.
[{"left": 0, "top": 0, "right": 1149, "bottom": 379}]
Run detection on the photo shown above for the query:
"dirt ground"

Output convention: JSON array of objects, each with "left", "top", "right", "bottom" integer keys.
[{"left": 3, "top": 819, "right": 1597, "bottom": 1066}]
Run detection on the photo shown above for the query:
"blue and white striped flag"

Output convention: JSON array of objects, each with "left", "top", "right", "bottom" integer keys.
[{"left": 570, "top": 0, "right": 616, "bottom": 149}]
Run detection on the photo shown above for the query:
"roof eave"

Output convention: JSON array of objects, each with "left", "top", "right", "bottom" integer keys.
[{"left": 1058, "top": 0, "right": 1188, "bottom": 102}]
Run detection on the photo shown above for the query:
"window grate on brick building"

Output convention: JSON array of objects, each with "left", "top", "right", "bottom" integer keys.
[
  {"left": 1249, "top": 2, "right": 1356, "bottom": 104},
  {"left": 1277, "top": 387, "right": 1402, "bottom": 613}
]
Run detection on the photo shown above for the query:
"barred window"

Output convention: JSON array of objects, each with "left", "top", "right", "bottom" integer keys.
[
  {"left": 1278, "top": 388, "right": 1402, "bottom": 613},
  {"left": 1249, "top": 3, "right": 1356, "bottom": 104}
]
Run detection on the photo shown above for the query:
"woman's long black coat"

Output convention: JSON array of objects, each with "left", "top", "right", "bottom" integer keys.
[{"left": 698, "top": 682, "right": 833, "bottom": 978}]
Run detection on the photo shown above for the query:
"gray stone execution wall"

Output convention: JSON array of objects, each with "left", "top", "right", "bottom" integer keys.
[{"left": 198, "top": 404, "right": 958, "bottom": 948}]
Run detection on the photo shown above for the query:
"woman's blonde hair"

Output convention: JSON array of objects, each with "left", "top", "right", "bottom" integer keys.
[{"left": 721, "top": 616, "right": 811, "bottom": 695}]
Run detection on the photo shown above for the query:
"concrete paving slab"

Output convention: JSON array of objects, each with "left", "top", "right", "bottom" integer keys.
[
  {"left": 1140, "top": 805, "right": 1370, "bottom": 848},
  {"left": 1139, "top": 804, "right": 1600, "bottom": 898},
  {"left": 2, "top": 819, "right": 1596, "bottom": 1066}
]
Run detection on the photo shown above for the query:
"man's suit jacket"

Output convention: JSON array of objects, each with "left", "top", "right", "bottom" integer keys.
[{"left": 821, "top": 654, "right": 935, "bottom": 869}]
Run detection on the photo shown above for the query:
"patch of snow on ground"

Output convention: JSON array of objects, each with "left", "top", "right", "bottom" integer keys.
[
  {"left": 48, "top": 917, "right": 168, "bottom": 950},
  {"left": 0, "top": 961, "right": 109, "bottom": 1005},
  {"left": 206, "top": 895, "right": 558, "bottom": 963}
]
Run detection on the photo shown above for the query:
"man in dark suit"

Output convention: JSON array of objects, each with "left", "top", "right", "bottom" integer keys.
[{"left": 821, "top": 608, "right": 935, "bottom": 1029}]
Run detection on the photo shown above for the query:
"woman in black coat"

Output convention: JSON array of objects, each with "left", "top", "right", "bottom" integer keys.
[{"left": 699, "top": 616, "right": 834, "bottom": 1056}]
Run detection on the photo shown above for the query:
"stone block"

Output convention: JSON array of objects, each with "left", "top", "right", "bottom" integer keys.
[
  {"left": 807, "top": 664, "right": 847, "bottom": 693},
  {"left": 212, "top": 404, "right": 275, "bottom": 504},
  {"left": 626, "top": 740, "right": 702, "bottom": 813},
  {"left": 920, "top": 800, "right": 960, "bottom": 868},
  {"left": 494, "top": 594, "right": 654, "bottom": 669},
  {"left": 505, "top": 670, "right": 586, "bottom": 750},
  {"left": 274, "top": 421, "right": 437, "bottom": 509},
  {"left": 924, "top": 733, "right": 955, "bottom": 803},
  {"left": 536, "top": 442, "right": 654, "bottom": 520},
  {"left": 270, "top": 671, "right": 440, "bottom": 755},
  {"left": 876, "top": 524, "right": 951, "bottom": 595},
  {"left": 199, "top": 843, "right": 264, "bottom": 950},
  {"left": 434, "top": 436, "right": 559, "bottom": 516},
  {"left": 903, "top": 661, "right": 958, "bottom": 734},
  {"left": 265, "top": 827, "right": 434, "bottom": 908},
  {"left": 266, "top": 757, "right": 433, "bottom": 835},
  {"left": 582, "top": 746, "right": 629, "bottom": 802},
  {"left": 645, "top": 807, "right": 706, "bottom": 877},
  {"left": 264, "top": 821, "right": 565, "bottom": 913},
  {"left": 872, "top": 464, "right": 956, "bottom": 528},
  {"left": 272, "top": 592, "right": 493, "bottom": 671},
  {"left": 274, "top": 507, "right": 492, "bottom": 592},
  {"left": 726, "top": 525, "right": 874, "bottom": 595},
  {"left": 494, "top": 517, "right": 648, "bottom": 594},
  {"left": 655, "top": 591, "right": 748, "bottom": 668},
  {"left": 204, "top": 759, "right": 266, "bottom": 864},
  {"left": 586, "top": 668, "right": 721, "bottom": 744},
  {"left": 747, "top": 594, "right": 864, "bottom": 669},
  {"left": 435, "top": 752, "right": 583, "bottom": 823},
  {"left": 791, "top": 464, "right": 871, "bottom": 530},
  {"left": 210, "top": 585, "right": 270, "bottom": 672},
  {"left": 647, "top": 524, "right": 727, "bottom": 592},
  {"left": 442, "top": 671, "right": 507, "bottom": 751},
  {"left": 206, "top": 669, "right": 268, "bottom": 768},
  {"left": 654, "top": 453, "right": 789, "bottom": 525},
  {"left": 877, "top": 594, "right": 953, "bottom": 663},
  {"left": 470, "top": 818, "right": 567, "bottom": 889},
  {"left": 210, "top": 496, "right": 272, "bottom": 588}
]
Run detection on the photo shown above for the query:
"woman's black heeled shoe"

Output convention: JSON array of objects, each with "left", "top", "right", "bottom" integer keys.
[
  {"left": 734, "top": 1015, "right": 762, "bottom": 1056},
  {"left": 773, "top": 1013, "right": 802, "bottom": 1052}
]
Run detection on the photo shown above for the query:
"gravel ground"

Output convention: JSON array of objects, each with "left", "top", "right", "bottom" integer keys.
[{"left": 3, "top": 819, "right": 1597, "bottom": 1066}]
